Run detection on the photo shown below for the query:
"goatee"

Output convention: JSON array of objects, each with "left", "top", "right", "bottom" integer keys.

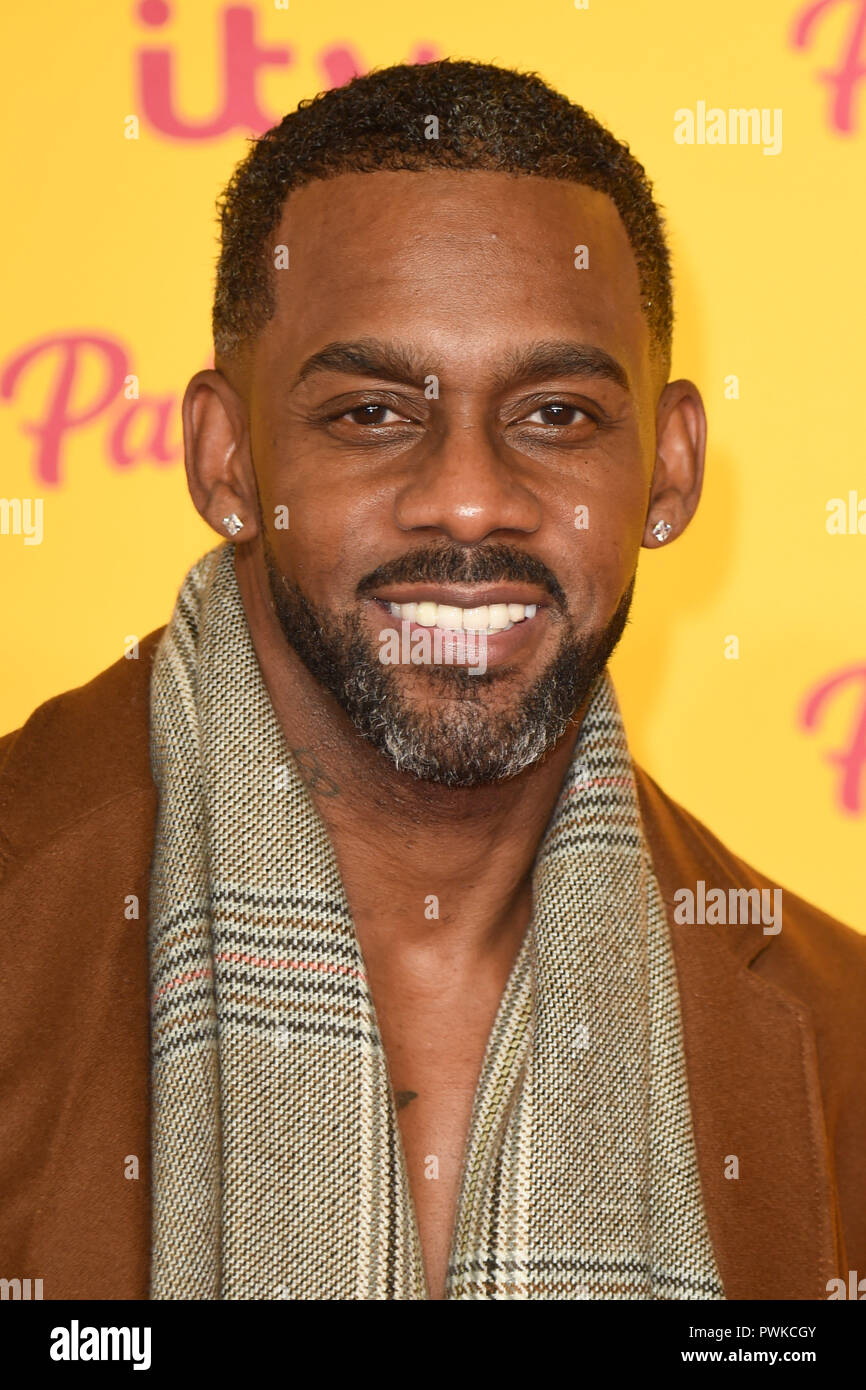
[{"left": 263, "top": 539, "right": 634, "bottom": 788}]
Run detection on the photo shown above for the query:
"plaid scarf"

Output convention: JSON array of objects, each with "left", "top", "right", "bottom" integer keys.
[{"left": 147, "top": 543, "right": 724, "bottom": 1300}]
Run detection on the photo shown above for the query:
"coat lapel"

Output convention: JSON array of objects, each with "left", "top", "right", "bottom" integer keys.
[{"left": 636, "top": 767, "right": 843, "bottom": 1299}]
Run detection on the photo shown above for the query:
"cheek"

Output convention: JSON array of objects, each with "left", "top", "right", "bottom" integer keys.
[
  {"left": 542, "top": 473, "right": 647, "bottom": 601},
  {"left": 251, "top": 413, "right": 372, "bottom": 593},
  {"left": 261, "top": 464, "right": 396, "bottom": 603}
]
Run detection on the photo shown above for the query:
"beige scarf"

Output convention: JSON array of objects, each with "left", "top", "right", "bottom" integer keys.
[{"left": 147, "top": 543, "right": 724, "bottom": 1300}]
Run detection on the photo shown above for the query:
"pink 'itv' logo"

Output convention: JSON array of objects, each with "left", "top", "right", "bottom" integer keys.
[{"left": 135, "top": 0, "right": 438, "bottom": 139}]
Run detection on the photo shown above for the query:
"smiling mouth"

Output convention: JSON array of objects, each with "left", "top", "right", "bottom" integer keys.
[{"left": 372, "top": 597, "right": 540, "bottom": 638}]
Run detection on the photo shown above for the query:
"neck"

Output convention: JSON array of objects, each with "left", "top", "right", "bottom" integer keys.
[{"left": 234, "top": 544, "right": 589, "bottom": 967}]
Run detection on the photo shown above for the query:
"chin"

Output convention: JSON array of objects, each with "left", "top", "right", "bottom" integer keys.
[{"left": 352, "top": 693, "right": 570, "bottom": 788}]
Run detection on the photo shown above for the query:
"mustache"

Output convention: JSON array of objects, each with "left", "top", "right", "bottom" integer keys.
[{"left": 356, "top": 543, "right": 567, "bottom": 609}]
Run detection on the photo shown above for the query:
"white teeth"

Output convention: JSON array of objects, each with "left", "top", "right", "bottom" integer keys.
[
  {"left": 415, "top": 601, "right": 438, "bottom": 627},
  {"left": 462, "top": 606, "right": 489, "bottom": 632},
  {"left": 381, "top": 598, "right": 541, "bottom": 630},
  {"left": 435, "top": 604, "right": 464, "bottom": 630}
]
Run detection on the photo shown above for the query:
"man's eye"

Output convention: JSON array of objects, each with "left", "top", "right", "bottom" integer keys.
[
  {"left": 524, "top": 404, "right": 589, "bottom": 426},
  {"left": 342, "top": 404, "right": 408, "bottom": 426}
]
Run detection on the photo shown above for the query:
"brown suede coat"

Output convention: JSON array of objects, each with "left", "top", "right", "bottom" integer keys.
[{"left": 1, "top": 629, "right": 864, "bottom": 1301}]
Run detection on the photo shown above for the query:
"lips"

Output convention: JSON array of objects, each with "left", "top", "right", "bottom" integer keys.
[{"left": 369, "top": 584, "right": 549, "bottom": 610}]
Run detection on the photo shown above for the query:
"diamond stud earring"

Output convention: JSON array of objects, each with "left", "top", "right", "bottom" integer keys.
[
  {"left": 223, "top": 513, "right": 244, "bottom": 536},
  {"left": 652, "top": 519, "right": 672, "bottom": 543}
]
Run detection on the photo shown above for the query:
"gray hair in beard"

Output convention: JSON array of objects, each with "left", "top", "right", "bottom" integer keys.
[{"left": 262, "top": 537, "right": 635, "bottom": 788}]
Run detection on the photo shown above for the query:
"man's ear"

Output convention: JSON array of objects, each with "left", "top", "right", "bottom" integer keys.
[
  {"left": 182, "top": 368, "right": 260, "bottom": 542},
  {"left": 642, "top": 379, "right": 706, "bottom": 547}
]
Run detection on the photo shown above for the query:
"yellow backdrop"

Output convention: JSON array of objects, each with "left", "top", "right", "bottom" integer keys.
[{"left": 1, "top": 0, "right": 864, "bottom": 929}]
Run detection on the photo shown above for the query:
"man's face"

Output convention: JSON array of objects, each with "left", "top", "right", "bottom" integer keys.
[{"left": 243, "top": 170, "right": 660, "bottom": 785}]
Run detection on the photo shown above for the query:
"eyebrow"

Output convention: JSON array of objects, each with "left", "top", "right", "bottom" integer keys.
[{"left": 291, "top": 337, "right": 631, "bottom": 394}]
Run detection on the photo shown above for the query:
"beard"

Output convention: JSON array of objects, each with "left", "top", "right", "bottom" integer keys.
[{"left": 263, "top": 537, "right": 634, "bottom": 788}]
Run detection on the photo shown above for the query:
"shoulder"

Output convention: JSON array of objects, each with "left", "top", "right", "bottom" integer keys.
[
  {"left": 634, "top": 762, "right": 866, "bottom": 1011},
  {"left": 0, "top": 629, "right": 165, "bottom": 871}
]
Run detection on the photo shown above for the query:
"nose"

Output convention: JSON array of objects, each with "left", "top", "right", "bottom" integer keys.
[{"left": 393, "top": 423, "right": 541, "bottom": 544}]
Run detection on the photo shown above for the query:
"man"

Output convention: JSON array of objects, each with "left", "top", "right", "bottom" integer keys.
[{"left": 1, "top": 59, "right": 864, "bottom": 1303}]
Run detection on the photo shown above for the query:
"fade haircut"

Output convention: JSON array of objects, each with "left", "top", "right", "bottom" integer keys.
[{"left": 212, "top": 58, "right": 673, "bottom": 374}]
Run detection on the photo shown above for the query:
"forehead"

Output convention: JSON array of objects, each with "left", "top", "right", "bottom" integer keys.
[{"left": 253, "top": 168, "right": 650, "bottom": 385}]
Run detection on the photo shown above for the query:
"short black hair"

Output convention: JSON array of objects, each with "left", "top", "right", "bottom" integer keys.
[{"left": 213, "top": 58, "right": 673, "bottom": 374}]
